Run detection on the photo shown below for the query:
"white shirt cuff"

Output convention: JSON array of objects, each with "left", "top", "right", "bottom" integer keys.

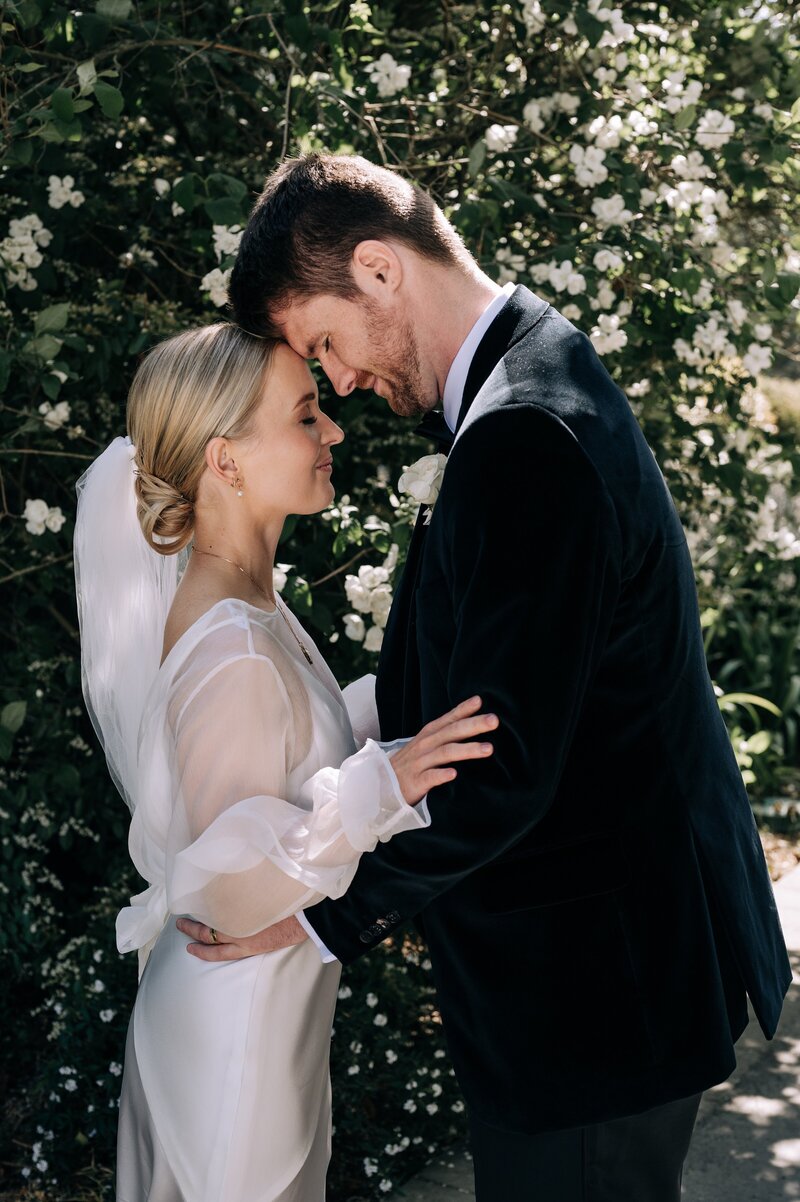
[{"left": 297, "top": 908, "right": 338, "bottom": 963}]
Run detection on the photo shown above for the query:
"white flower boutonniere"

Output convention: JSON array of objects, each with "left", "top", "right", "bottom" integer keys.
[{"left": 398, "top": 453, "right": 448, "bottom": 525}]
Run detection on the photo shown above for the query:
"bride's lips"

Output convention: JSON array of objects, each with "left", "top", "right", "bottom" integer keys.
[{"left": 316, "top": 457, "right": 333, "bottom": 473}]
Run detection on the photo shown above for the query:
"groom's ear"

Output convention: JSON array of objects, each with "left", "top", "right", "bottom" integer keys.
[{"left": 351, "top": 239, "right": 403, "bottom": 298}]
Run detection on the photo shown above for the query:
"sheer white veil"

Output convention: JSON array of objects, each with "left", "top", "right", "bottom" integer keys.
[{"left": 74, "top": 436, "right": 187, "bottom": 813}]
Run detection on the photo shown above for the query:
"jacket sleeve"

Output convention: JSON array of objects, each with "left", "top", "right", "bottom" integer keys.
[{"left": 304, "top": 407, "right": 623, "bottom": 963}]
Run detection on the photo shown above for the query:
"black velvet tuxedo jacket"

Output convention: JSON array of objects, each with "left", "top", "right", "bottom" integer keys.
[{"left": 306, "top": 285, "right": 791, "bottom": 1134}]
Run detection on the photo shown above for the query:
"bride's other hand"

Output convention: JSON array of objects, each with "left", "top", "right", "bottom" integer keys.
[
  {"left": 389, "top": 695, "right": 498, "bottom": 807},
  {"left": 176, "top": 913, "right": 307, "bottom": 961}
]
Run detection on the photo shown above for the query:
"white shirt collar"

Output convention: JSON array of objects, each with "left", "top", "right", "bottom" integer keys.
[{"left": 442, "top": 282, "right": 516, "bottom": 432}]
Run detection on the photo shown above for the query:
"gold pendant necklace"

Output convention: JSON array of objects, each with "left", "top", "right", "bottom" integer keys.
[{"left": 192, "top": 547, "right": 313, "bottom": 665}]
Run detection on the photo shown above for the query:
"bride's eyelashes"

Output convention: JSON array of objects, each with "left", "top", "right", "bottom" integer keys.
[{"left": 301, "top": 415, "right": 318, "bottom": 426}]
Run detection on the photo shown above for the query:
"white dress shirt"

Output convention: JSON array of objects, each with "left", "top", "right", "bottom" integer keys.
[{"left": 299, "top": 281, "right": 516, "bottom": 963}]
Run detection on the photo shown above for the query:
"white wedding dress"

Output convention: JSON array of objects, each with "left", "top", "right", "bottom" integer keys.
[{"left": 114, "top": 597, "right": 429, "bottom": 1202}]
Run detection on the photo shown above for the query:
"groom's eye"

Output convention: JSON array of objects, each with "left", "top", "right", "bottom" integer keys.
[{"left": 323, "top": 336, "right": 331, "bottom": 354}]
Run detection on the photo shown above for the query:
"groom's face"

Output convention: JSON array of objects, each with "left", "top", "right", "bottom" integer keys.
[{"left": 275, "top": 292, "right": 436, "bottom": 419}]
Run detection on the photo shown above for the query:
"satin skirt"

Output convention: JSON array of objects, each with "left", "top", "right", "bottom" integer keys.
[{"left": 116, "top": 919, "right": 341, "bottom": 1202}]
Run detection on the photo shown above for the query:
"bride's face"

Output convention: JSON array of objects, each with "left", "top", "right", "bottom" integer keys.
[{"left": 228, "top": 343, "right": 344, "bottom": 518}]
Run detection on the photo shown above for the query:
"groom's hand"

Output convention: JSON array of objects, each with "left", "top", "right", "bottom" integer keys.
[{"left": 175, "top": 914, "right": 308, "bottom": 961}]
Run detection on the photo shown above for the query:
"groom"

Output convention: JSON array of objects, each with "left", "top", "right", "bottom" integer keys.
[{"left": 181, "top": 154, "right": 791, "bottom": 1199}]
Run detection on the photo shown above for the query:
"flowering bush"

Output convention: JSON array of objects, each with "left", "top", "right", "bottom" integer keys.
[{"left": 1, "top": 0, "right": 799, "bottom": 1198}]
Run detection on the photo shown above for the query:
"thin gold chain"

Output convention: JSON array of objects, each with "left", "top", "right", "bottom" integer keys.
[{"left": 191, "top": 547, "right": 313, "bottom": 665}]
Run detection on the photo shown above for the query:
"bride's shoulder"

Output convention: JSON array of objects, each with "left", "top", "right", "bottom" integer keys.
[{"left": 160, "top": 595, "right": 279, "bottom": 671}]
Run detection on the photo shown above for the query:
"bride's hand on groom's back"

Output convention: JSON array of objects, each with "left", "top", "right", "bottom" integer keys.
[{"left": 388, "top": 695, "right": 498, "bottom": 807}]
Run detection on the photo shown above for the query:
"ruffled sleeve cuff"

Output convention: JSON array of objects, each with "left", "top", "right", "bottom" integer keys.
[{"left": 337, "top": 737, "right": 431, "bottom": 853}]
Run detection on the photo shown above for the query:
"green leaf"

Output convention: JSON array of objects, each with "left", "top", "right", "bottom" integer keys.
[
  {"left": 203, "top": 197, "right": 244, "bottom": 225},
  {"left": 6, "top": 139, "right": 34, "bottom": 165},
  {"left": 468, "top": 139, "right": 487, "bottom": 178},
  {"left": 206, "top": 172, "right": 248, "bottom": 200},
  {"left": 745, "top": 730, "right": 772, "bottom": 756},
  {"left": 23, "top": 334, "right": 63, "bottom": 362},
  {"left": 16, "top": 61, "right": 45, "bottom": 73},
  {"left": 41, "top": 373, "right": 62, "bottom": 400},
  {"left": 51, "top": 88, "right": 75, "bottom": 122},
  {"left": 35, "top": 303, "right": 70, "bottom": 336},
  {"left": 777, "top": 271, "right": 800, "bottom": 304},
  {"left": 94, "top": 80, "right": 124, "bottom": 119},
  {"left": 1, "top": 702, "right": 26, "bottom": 734},
  {"left": 674, "top": 105, "right": 696, "bottom": 131},
  {"left": 717, "top": 691, "right": 782, "bottom": 717},
  {"left": 171, "top": 173, "right": 198, "bottom": 212},
  {"left": 96, "top": 0, "right": 132, "bottom": 19},
  {"left": 16, "top": 0, "right": 41, "bottom": 29},
  {"left": 77, "top": 58, "right": 97, "bottom": 94}
]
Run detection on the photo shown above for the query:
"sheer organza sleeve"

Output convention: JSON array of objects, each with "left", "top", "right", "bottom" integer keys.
[
  {"left": 164, "top": 651, "right": 429, "bottom": 936},
  {"left": 341, "top": 673, "right": 381, "bottom": 747}
]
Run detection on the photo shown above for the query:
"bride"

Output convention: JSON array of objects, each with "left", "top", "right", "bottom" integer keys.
[{"left": 73, "top": 322, "right": 497, "bottom": 1202}]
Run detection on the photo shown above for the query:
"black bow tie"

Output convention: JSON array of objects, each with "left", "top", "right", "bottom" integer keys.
[{"left": 414, "top": 409, "right": 454, "bottom": 453}]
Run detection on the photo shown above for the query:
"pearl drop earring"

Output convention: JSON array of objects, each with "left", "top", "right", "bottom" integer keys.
[{"left": 233, "top": 474, "right": 244, "bottom": 497}]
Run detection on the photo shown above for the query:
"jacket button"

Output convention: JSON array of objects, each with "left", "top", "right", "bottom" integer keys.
[
  {"left": 359, "top": 930, "right": 373, "bottom": 943},
  {"left": 386, "top": 911, "right": 401, "bottom": 923}
]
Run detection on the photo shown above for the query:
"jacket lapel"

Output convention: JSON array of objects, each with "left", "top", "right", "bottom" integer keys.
[{"left": 376, "top": 286, "right": 551, "bottom": 740}]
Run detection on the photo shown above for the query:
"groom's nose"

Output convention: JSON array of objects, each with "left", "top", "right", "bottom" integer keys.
[{"left": 322, "top": 350, "right": 359, "bottom": 397}]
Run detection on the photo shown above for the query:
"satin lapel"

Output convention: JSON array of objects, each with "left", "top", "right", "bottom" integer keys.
[{"left": 455, "top": 285, "right": 550, "bottom": 437}]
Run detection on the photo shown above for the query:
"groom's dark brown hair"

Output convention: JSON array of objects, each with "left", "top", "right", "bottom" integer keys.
[{"left": 229, "top": 153, "right": 473, "bottom": 337}]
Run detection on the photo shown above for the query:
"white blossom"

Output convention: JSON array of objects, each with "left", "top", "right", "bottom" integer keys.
[
  {"left": 521, "top": 0, "right": 547, "bottom": 34},
  {"left": 99, "top": 1009, "right": 116, "bottom": 1023},
  {"left": 523, "top": 99, "right": 546, "bottom": 133},
  {"left": 343, "top": 614, "right": 366, "bottom": 642},
  {"left": 24, "top": 498, "right": 65, "bottom": 535},
  {"left": 369, "top": 584, "right": 393, "bottom": 629},
  {"left": 364, "top": 625, "right": 384, "bottom": 653},
  {"left": 594, "top": 248, "right": 624, "bottom": 273},
  {"left": 586, "top": 113, "right": 624, "bottom": 149},
  {"left": 212, "top": 224, "right": 243, "bottom": 262},
  {"left": 47, "top": 175, "right": 85, "bottom": 210},
  {"left": 569, "top": 144, "right": 608, "bottom": 188},
  {"left": 742, "top": 343, "right": 772, "bottom": 377},
  {"left": 590, "top": 313, "right": 628, "bottom": 355},
  {"left": 696, "top": 109, "right": 736, "bottom": 149},
  {"left": 495, "top": 245, "right": 526, "bottom": 283},
  {"left": 119, "top": 243, "right": 157, "bottom": 269},
  {"left": 661, "top": 71, "right": 703, "bottom": 114},
  {"left": 672, "top": 151, "right": 714, "bottom": 181},
  {"left": 726, "top": 299, "right": 748, "bottom": 332},
  {"left": 753, "top": 322, "right": 772, "bottom": 343},
  {"left": 485, "top": 124, "right": 519, "bottom": 153},
  {"left": 368, "top": 53, "right": 411, "bottom": 98},
  {"left": 561, "top": 303, "right": 583, "bottom": 321},
  {"left": 0, "top": 214, "right": 52, "bottom": 291},
  {"left": 200, "top": 267, "right": 231, "bottom": 307},
  {"left": 398, "top": 454, "right": 447, "bottom": 507},
  {"left": 591, "top": 194, "right": 633, "bottom": 227},
  {"left": 273, "top": 563, "right": 291, "bottom": 593},
  {"left": 154, "top": 178, "right": 171, "bottom": 197},
  {"left": 39, "top": 400, "right": 71, "bottom": 430}
]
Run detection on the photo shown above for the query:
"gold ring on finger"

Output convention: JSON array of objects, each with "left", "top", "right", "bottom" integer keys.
[{"left": 209, "top": 928, "right": 218, "bottom": 944}]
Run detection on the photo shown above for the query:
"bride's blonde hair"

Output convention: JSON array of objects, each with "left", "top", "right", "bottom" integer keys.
[{"left": 127, "top": 323, "right": 278, "bottom": 556}]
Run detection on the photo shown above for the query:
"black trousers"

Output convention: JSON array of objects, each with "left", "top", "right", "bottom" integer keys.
[{"left": 468, "top": 1093, "right": 703, "bottom": 1202}]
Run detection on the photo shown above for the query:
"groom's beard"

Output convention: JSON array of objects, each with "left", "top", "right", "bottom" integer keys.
[{"left": 360, "top": 299, "right": 431, "bottom": 418}]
